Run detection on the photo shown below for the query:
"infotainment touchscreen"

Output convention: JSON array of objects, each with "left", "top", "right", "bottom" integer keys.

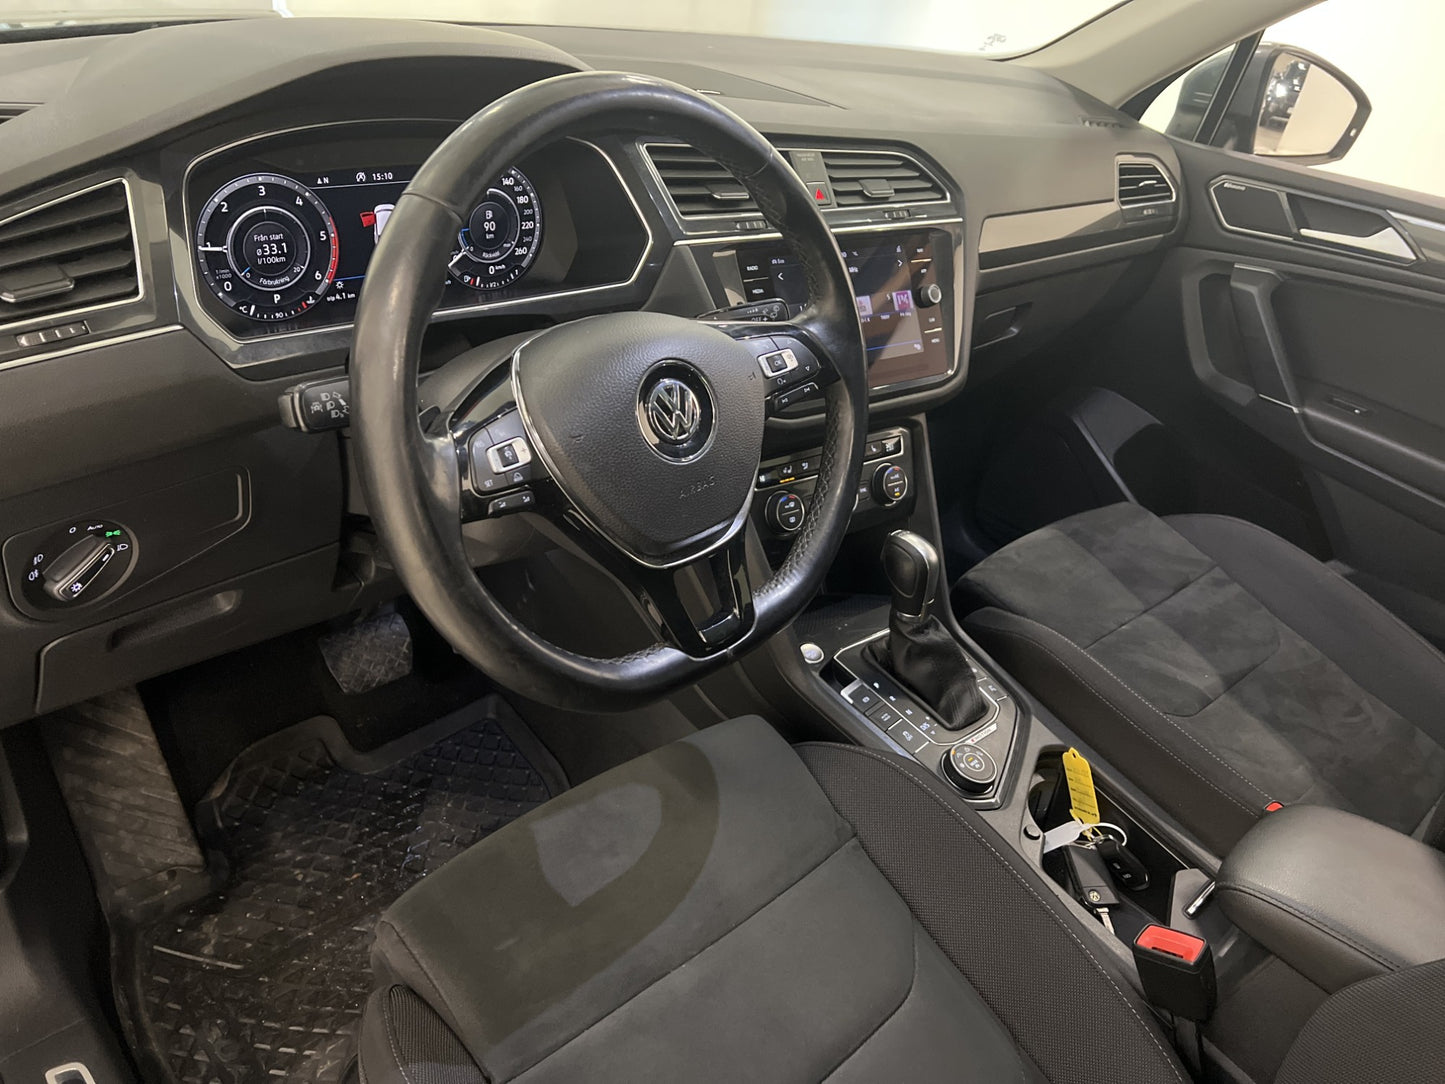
[{"left": 733, "top": 230, "right": 951, "bottom": 389}]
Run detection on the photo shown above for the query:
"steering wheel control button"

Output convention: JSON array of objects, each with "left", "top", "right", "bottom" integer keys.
[
  {"left": 486, "top": 489, "right": 535, "bottom": 517},
  {"left": 871, "top": 462, "right": 910, "bottom": 506},
  {"left": 942, "top": 744, "right": 999, "bottom": 795},
  {"left": 764, "top": 491, "right": 806, "bottom": 534},
  {"left": 758, "top": 347, "right": 798, "bottom": 378},
  {"left": 485, "top": 436, "right": 532, "bottom": 475}
]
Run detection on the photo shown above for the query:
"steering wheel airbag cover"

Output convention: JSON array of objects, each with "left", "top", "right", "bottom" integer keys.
[{"left": 515, "top": 312, "right": 766, "bottom": 565}]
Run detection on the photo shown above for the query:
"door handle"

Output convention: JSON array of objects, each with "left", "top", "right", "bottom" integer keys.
[
  {"left": 1228, "top": 266, "right": 1299, "bottom": 409},
  {"left": 1298, "top": 224, "right": 1416, "bottom": 262}
]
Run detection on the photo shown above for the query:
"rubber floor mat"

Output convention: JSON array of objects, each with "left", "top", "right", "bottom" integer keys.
[{"left": 119, "top": 695, "right": 564, "bottom": 1084}]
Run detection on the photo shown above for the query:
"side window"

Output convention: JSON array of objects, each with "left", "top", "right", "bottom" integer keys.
[{"left": 1141, "top": 0, "right": 1445, "bottom": 202}]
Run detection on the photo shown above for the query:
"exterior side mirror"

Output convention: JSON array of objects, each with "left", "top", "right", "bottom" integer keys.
[
  {"left": 1165, "top": 43, "right": 1371, "bottom": 166},
  {"left": 1246, "top": 47, "right": 1370, "bottom": 163}
]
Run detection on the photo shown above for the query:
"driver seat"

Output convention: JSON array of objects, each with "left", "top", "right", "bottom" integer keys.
[{"left": 355, "top": 717, "right": 1430, "bottom": 1084}]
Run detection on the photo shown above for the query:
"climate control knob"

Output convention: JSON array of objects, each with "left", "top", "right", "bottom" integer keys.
[
  {"left": 764, "top": 490, "right": 807, "bottom": 534},
  {"left": 871, "top": 462, "right": 909, "bottom": 506}
]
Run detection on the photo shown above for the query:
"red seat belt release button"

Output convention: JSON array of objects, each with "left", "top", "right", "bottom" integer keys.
[{"left": 1132, "top": 924, "right": 1217, "bottom": 1021}]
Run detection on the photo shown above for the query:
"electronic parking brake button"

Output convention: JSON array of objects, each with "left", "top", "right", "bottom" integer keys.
[{"left": 843, "top": 682, "right": 879, "bottom": 712}]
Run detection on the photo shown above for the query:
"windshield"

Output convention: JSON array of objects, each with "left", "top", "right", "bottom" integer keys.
[{"left": 1, "top": 0, "right": 1131, "bottom": 57}]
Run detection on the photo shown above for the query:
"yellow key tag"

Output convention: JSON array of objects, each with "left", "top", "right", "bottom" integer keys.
[{"left": 1062, "top": 748, "right": 1101, "bottom": 826}]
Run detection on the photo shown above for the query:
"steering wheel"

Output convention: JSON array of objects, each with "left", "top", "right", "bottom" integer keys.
[{"left": 351, "top": 72, "right": 867, "bottom": 710}]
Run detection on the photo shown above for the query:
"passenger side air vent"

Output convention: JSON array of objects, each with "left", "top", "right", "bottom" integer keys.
[
  {"left": 0, "top": 180, "right": 140, "bottom": 327},
  {"left": 646, "top": 144, "right": 759, "bottom": 217},
  {"left": 821, "top": 150, "right": 944, "bottom": 207},
  {"left": 1117, "top": 158, "right": 1176, "bottom": 207}
]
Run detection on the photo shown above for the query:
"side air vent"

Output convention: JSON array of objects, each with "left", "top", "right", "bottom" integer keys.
[
  {"left": 1117, "top": 158, "right": 1176, "bottom": 206},
  {"left": 0, "top": 180, "right": 140, "bottom": 327},
  {"left": 646, "top": 144, "right": 759, "bottom": 217},
  {"left": 821, "top": 150, "right": 944, "bottom": 207},
  {"left": 0, "top": 106, "right": 27, "bottom": 126}
]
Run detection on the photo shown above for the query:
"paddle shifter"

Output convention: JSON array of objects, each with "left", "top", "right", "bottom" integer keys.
[{"left": 868, "top": 531, "right": 988, "bottom": 731}]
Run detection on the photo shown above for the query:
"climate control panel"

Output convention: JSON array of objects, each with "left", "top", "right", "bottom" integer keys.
[{"left": 753, "top": 427, "right": 914, "bottom": 539}]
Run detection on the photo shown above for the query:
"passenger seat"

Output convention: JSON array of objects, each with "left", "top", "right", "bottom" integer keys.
[{"left": 954, "top": 502, "right": 1445, "bottom": 855}]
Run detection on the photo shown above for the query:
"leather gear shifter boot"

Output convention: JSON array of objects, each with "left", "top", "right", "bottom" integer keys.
[{"left": 868, "top": 531, "right": 988, "bottom": 731}]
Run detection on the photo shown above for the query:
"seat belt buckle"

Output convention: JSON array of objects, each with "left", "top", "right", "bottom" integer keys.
[{"left": 1131, "top": 924, "right": 1217, "bottom": 1021}]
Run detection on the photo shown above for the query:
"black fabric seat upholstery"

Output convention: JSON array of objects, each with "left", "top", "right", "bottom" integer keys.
[
  {"left": 358, "top": 715, "right": 1445, "bottom": 1084},
  {"left": 956, "top": 502, "right": 1445, "bottom": 855},
  {"left": 359, "top": 716, "right": 1186, "bottom": 1084}
]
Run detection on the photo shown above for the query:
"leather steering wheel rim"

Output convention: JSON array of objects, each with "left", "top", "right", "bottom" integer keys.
[{"left": 351, "top": 71, "right": 867, "bottom": 711}]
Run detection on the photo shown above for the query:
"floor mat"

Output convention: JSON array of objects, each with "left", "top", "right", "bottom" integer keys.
[{"left": 119, "top": 695, "right": 565, "bottom": 1084}]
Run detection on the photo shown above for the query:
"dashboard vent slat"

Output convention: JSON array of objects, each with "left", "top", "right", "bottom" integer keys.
[
  {"left": 822, "top": 150, "right": 944, "bottom": 207},
  {"left": 1117, "top": 159, "right": 1176, "bottom": 206},
  {"left": 646, "top": 144, "right": 759, "bottom": 217},
  {"left": 0, "top": 180, "right": 139, "bottom": 327}
]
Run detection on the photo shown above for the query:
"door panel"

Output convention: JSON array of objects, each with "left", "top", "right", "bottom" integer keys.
[{"left": 1169, "top": 139, "right": 1445, "bottom": 638}]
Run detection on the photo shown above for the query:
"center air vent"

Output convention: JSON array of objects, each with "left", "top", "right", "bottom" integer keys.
[
  {"left": 1117, "top": 158, "right": 1176, "bottom": 206},
  {"left": 646, "top": 144, "right": 759, "bottom": 217},
  {"left": 821, "top": 150, "right": 944, "bottom": 207},
  {"left": 0, "top": 180, "right": 140, "bottom": 328}
]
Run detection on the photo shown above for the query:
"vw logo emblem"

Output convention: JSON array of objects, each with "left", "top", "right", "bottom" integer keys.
[
  {"left": 645, "top": 377, "right": 702, "bottom": 444},
  {"left": 638, "top": 365, "right": 714, "bottom": 461}
]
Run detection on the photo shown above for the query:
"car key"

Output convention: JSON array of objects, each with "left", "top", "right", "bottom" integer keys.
[
  {"left": 1093, "top": 835, "right": 1151, "bottom": 891},
  {"left": 1061, "top": 841, "right": 1120, "bottom": 934}
]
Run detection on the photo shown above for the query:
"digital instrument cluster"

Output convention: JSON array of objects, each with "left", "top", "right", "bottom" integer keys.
[{"left": 193, "top": 160, "right": 544, "bottom": 324}]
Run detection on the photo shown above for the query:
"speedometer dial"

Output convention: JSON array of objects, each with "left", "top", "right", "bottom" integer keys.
[
  {"left": 195, "top": 173, "right": 339, "bottom": 321},
  {"left": 448, "top": 168, "right": 542, "bottom": 291}
]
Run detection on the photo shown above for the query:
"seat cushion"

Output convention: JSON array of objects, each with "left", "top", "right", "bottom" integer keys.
[
  {"left": 360, "top": 716, "right": 1184, "bottom": 1084},
  {"left": 956, "top": 502, "right": 1445, "bottom": 855}
]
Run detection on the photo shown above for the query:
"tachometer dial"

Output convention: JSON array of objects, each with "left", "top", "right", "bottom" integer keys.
[
  {"left": 448, "top": 168, "right": 542, "bottom": 291},
  {"left": 195, "top": 173, "right": 339, "bottom": 321}
]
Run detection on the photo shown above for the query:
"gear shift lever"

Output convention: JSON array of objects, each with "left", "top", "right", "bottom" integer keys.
[
  {"left": 869, "top": 531, "right": 988, "bottom": 731},
  {"left": 880, "top": 530, "right": 940, "bottom": 620}
]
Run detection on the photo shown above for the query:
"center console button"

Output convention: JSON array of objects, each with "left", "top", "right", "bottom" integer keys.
[
  {"left": 941, "top": 744, "right": 999, "bottom": 795},
  {"left": 843, "top": 683, "right": 879, "bottom": 712},
  {"left": 887, "top": 720, "right": 933, "bottom": 755},
  {"left": 868, "top": 702, "right": 901, "bottom": 729}
]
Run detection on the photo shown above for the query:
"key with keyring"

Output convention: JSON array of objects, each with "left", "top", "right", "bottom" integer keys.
[
  {"left": 1061, "top": 840, "right": 1120, "bottom": 934},
  {"left": 1093, "top": 834, "right": 1151, "bottom": 891}
]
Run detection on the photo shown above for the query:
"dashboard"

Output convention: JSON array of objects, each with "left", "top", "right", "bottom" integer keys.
[{"left": 0, "top": 17, "right": 1185, "bottom": 726}]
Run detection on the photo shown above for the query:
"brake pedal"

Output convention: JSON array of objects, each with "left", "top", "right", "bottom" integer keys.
[{"left": 319, "top": 611, "right": 414, "bottom": 694}]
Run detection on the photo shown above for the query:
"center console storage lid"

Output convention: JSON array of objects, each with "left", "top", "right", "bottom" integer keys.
[{"left": 1217, "top": 805, "right": 1445, "bottom": 993}]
